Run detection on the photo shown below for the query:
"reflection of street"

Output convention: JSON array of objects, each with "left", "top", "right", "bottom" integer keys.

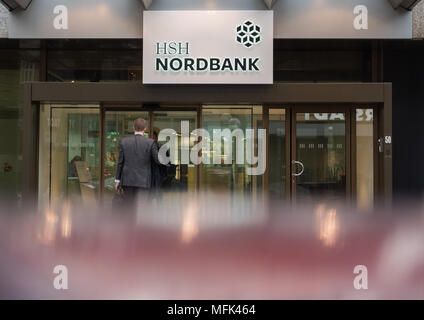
[
  {"left": 201, "top": 107, "right": 257, "bottom": 195},
  {"left": 105, "top": 151, "right": 118, "bottom": 168}
]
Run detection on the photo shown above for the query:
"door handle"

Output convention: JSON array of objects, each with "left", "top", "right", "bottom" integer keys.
[
  {"left": 377, "top": 137, "right": 384, "bottom": 153},
  {"left": 292, "top": 160, "right": 304, "bottom": 177}
]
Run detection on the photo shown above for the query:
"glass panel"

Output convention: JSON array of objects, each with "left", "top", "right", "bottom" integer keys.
[
  {"left": 295, "top": 112, "right": 346, "bottom": 204},
  {"left": 269, "top": 109, "right": 286, "bottom": 199},
  {"left": 103, "top": 111, "right": 149, "bottom": 206},
  {"left": 0, "top": 45, "right": 40, "bottom": 203},
  {"left": 152, "top": 111, "right": 198, "bottom": 193},
  {"left": 200, "top": 106, "right": 263, "bottom": 195},
  {"left": 356, "top": 108, "right": 374, "bottom": 210},
  {"left": 38, "top": 104, "right": 100, "bottom": 209},
  {"left": 274, "top": 39, "right": 372, "bottom": 82},
  {"left": 47, "top": 40, "right": 143, "bottom": 82},
  {"left": 39, "top": 104, "right": 50, "bottom": 209}
]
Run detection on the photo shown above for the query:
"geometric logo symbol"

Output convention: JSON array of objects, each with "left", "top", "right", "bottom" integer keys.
[{"left": 236, "top": 21, "right": 261, "bottom": 48}]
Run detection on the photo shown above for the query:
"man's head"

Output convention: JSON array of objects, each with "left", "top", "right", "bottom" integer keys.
[{"left": 133, "top": 118, "right": 147, "bottom": 134}]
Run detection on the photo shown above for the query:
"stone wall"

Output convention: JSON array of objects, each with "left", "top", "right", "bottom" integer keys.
[
  {"left": 413, "top": 1, "right": 424, "bottom": 38},
  {"left": 0, "top": 3, "right": 8, "bottom": 38}
]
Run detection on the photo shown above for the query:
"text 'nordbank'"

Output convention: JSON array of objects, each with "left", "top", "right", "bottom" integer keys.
[{"left": 143, "top": 11, "right": 273, "bottom": 84}]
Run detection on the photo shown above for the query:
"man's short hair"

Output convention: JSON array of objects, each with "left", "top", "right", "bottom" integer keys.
[{"left": 133, "top": 118, "right": 146, "bottom": 132}]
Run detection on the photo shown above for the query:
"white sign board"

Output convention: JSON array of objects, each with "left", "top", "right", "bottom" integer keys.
[{"left": 143, "top": 11, "right": 273, "bottom": 84}]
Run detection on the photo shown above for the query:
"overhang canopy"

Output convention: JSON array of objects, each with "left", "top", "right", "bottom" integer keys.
[
  {"left": 1, "top": 0, "right": 32, "bottom": 11},
  {"left": 389, "top": 0, "right": 423, "bottom": 10},
  {"left": 140, "top": 0, "right": 277, "bottom": 10},
  {"left": 6, "top": 0, "right": 414, "bottom": 39},
  {"left": 3, "top": 0, "right": 422, "bottom": 12}
]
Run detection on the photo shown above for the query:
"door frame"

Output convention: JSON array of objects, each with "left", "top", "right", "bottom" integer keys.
[
  {"left": 265, "top": 106, "right": 292, "bottom": 201},
  {"left": 23, "top": 82, "right": 393, "bottom": 207},
  {"left": 265, "top": 104, "right": 378, "bottom": 205},
  {"left": 290, "top": 105, "right": 352, "bottom": 203}
]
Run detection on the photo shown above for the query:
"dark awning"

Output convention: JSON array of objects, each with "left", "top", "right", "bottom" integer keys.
[
  {"left": 1, "top": 0, "right": 32, "bottom": 11},
  {"left": 389, "top": 0, "right": 423, "bottom": 10}
]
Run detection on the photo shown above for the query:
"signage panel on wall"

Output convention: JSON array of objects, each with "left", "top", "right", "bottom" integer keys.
[{"left": 143, "top": 11, "right": 273, "bottom": 84}]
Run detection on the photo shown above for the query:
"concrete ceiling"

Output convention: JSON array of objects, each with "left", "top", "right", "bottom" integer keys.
[{"left": 3, "top": 0, "right": 422, "bottom": 13}]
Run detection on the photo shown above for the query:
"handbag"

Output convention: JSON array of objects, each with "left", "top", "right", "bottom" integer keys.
[{"left": 112, "top": 187, "right": 125, "bottom": 209}]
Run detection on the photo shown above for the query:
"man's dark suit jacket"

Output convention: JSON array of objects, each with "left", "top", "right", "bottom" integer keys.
[{"left": 115, "top": 134, "right": 160, "bottom": 189}]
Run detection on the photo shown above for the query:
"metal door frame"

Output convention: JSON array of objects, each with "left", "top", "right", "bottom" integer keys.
[
  {"left": 23, "top": 82, "right": 393, "bottom": 207},
  {"left": 290, "top": 105, "right": 352, "bottom": 203}
]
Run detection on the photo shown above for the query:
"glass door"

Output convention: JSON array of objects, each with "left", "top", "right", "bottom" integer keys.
[
  {"left": 103, "top": 110, "right": 150, "bottom": 206},
  {"left": 102, "top": 108, "right": 199, "bottom": 207},
  {"left": 200, "top": 105, "right": 263, "bottom": 195},
  {"left": 152, "top": 110, "right": 198, "bottom": 194},
  {"left": 291, "top": 109, "right": 350, "bottom": 204},
  {"left": 38, "top": 104, "right": 100, "bottom": 209}
]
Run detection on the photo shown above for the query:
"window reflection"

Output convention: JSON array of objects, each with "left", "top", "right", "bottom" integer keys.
[
  {"left": 295, "top": 112, "right": 346, "bottom": 203},
  {"left": 152, "top": 111, "right": 198, "bottom": 193},
  {"left": 46, "top": 40, "right": 142, "bottom": 82},
  {"left": 0, "top": 44, "right": 40, "bottom": 200},
  {"left": 200, "top": 106, "right": 263, "bottom": 195},
  {"left": 39, "top": 105, "right": 100, "bottom": 209}
]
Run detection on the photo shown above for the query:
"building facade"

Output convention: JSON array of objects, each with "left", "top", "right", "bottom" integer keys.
[{"left": 0, "top": 0, "right": 423, "bottom": 209}]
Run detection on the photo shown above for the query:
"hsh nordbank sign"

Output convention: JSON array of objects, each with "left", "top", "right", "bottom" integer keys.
[{"left": 142, "top": 11, "right": 274, "bottom": 84}]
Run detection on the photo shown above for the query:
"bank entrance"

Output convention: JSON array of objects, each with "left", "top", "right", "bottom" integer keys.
[{"left": 23, "top": 82, "right": 392, "bottom": 209}]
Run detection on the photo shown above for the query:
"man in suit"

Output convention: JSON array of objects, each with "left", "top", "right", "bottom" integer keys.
[{"left": 114, "top": 118, "right": 161, "bottom": 205}]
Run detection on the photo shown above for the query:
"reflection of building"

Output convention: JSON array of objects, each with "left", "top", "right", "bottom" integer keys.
[{"left": 0, "top": 1, "right": 423, "bottom": 209}]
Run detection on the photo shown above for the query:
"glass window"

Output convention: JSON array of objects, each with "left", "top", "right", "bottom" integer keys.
[
  {"left": 152, "top": 110, "right": 198, "bottom": 194},
  {"left": 39, "top": 104, "right": 100, "bottom": 209},
  {"left": 0, "top": 41, "right": 40, "bottom": 202},
  {"left": 46, "top": 40, "right": 142, "bottom": 82},
  {"left": 295, "top": 112, "right": 347, "bottom": 204},
  {"left": 274, "top": 40, "right": 372, "bottom": 82},
  {"left": 200, "top": 105, "right": 263, "bottom": 196}
]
